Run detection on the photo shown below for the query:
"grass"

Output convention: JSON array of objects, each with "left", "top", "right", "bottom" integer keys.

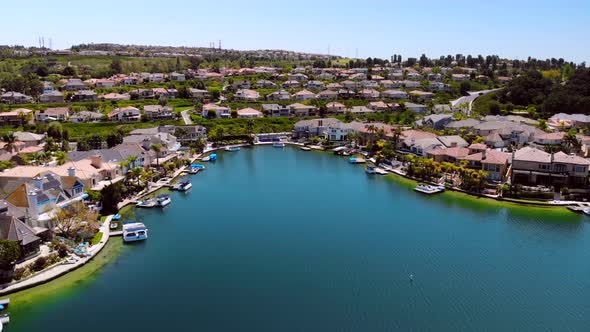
[
  {"left": 90, "top": 232, "right": 103, "bottom": 245},
  {"left": 192, "top": 116, "right": 298, "bottom": 136},
  {"left": 62, "top": 120, "right": 181, "bottom": 139}
]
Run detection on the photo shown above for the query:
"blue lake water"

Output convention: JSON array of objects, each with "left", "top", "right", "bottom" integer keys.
[{"left": 11, "top": 146, "right": 590, "bottom": 331}]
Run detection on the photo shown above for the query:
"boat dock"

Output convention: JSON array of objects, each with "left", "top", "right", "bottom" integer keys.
[{"left": 109, "top": 231, "right": 123, "bottom": 237}]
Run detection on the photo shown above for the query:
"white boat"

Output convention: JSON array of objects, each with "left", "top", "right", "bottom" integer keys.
[
  {"left": 375, "top": 167, "right": 388, "bottom": 175},
  {"left": 300, "top": 146, "right": 312, "bottom": 151},
  {"left": 156, "top": 194, "right": 172, "bottom": 207},
  {"left": 136, "top": 199, "right": 157, "bottom": 208},
  {"left": 201, "top": 156, "right": 211, "bottom": 162},
  {"left": 173, "top": 180, "right": 192, "bottom": 191},
  {"left": 273, "top": 142, "right": 286, "bottom": 148},
  {"left": 123, "top": 222, "right": 148, "bottom": 242},
  {"left": 365, "top": 164, "right": 377, "bottom": 174},
  {"left": 414, "top": 184, "right": 445, "bottom": 195},
  {"left": 225, "top": 146, "right": 241, "bottom": 152},
  {"left": 583, "top": 207, "right": 590, "bottom": 216}
]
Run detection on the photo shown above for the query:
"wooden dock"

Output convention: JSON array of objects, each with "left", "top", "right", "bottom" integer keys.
[{"left": 109, "top": 231, "right": 123, "bottom": 237}]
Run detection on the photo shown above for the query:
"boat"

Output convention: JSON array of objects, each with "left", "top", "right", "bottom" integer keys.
[
  {"left": 225, "top": 146, "right": 241, "bottom": 152},
  {"left": 583, "top": 207, "right": 590, "bottom": 216},
  {"left": 348, "top": 157, "right": 366, "bottom": 164},
  {"left": 112, "top": 214, "right": 121, "bottom": 221},
  {"left": 136, "top": 198, "right": 157, "bottom": 208},
  {"left": 123, "top": 222, "right": 148, "bottom": 242},
  {"left": 172, "top": 180, "right": 192, "bottom": 191},
  {"left": 201, "top": 156, "right": 210, "bottom": 162},
  {"left": 365, "top": 164, "right": 377, "bottom": 174},
  {"left": 110, "top": 222, "right": 118, "bottom": 230},
  {"left": 300, "top": 146, "right": 312, "bottom": 151},
  {"left": 414, "top": 184, "right": 445, "bottom": 195},
  {"left": 210, "top": 153, "right": 217, "bottom": 161},
  {"left": 156, "top": 194, "right": 172, "bottom": 207},
  {"left": 273, "top": 142, "right": 286, "bottom": 148},
  {"left": 189, "top": 163, "right": 205, "bottom": 173}
]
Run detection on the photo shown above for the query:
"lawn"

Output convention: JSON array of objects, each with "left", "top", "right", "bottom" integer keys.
[
  {"left": 90, "top": 232, "right": 104, "bottom": 245},
  {"left": 63, "top": 120, "right": 182, "bottom": 139}
]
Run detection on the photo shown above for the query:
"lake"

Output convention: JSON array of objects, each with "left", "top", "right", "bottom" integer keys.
[{"left": 10, "top": 146, "right": 590, "bottom": 331}]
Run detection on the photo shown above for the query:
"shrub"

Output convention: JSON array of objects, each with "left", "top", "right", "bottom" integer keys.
[
  {"left": 57, "top": 243, "right": 69, "bottom": 258},
  {"left": 32, "top": 256, "right": 48, "bottom": 272},
  {"left": 13, "top": 267, "right": 27, "bottom": 281}
]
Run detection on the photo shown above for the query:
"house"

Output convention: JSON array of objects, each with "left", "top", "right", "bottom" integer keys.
[
  {"left": 445, "top": 118, "right": 481, "bottom": 132},
  {"left": 326, "top": 83, "right": 343, "bottom": 90},
  {"left": 94, "top": 79, "right": 116, "bottom": 88},
  {"left": 202, "top": 104, "right": 231, "bottom": 118},
  {"left": 317, "top": 90, "right": 338, "bottom": 101},
  {"left": 341, "top": 80, "right": 359, "bottom": 89},
  {"left": 289, "top": 73, "right": 308, "bottom": 82},
  {"left": 108, "top": 106, "right": 141, "bottom": 122},
  {"left": 327, "top": 102, "right": 346, "bottom": 114},
  {"left": 170, "top": 72, "right": 186, "bottom": 81},
  {"left": 400, "top": 80, "right": 421, "bottom": 88},
  {"left": 237, "top": 108, "right": 263, "bottom": 118},
  {"left": 368, "top": 101, "right": 390, "bottom": 111},
  {"left": 380, "top": 80, "right": 398, "bottom": 89},
  {"left": 325, "top": 121, "right": 364, "bottom": 141},
  {"left": 338, "top": 89, "right": 355, "bottom": 99},
  {"left": 305, "top": 80, "right": 325, "bottom": 90},
  {"left": 70, "top": 111, "right": 104, "bottom": 123},
  {"left": 428, "top": 147, "right": 471, "bottom": 163},
  {"left": 399, "top": 130, "right": 439, "bottom": 152},
  {"left": 317, "top": 72, "right": 334, "bottom": 80},
  {"left": 63, "top": 79, "right": 88, "bottom": 91},
  {"left": 534, "top": 132, "right": 564, "bottom": 146},
  {"left": 433, "top": 104, "right": 452, "bottom": 113},
  {"left": 152, "top": 88, "right": 177, "bottom": 99},
  {"left": 234, "top": 89, "right": 260, "bottom": 101},
  {"left": 511, "top": 146, "right": 590, "bottom": 187},
  {"left": 35, "top": 107, "right": 69, "bottom": 122},
  {"left": 266, "top": 90, "right": 291, "bottom": 101},
  {"left": 149, "top": 73, "right": 165, "bottom": 83},
  {"left": 123, "top": 132, "right": 180, "bottom": 156},
  {"left": 129, "top": 88, "right": 155, "bottom": 99},
  {"left": 361, "top": 80, "right": 380, "bottom": 88},
  {"left": 409, "top": 90, "right": 434, "bottom": 102},
  {"left": 1, "top": 92, "right": 33, "bottom": 104},
  {"left": 429, "top": 82, "right": 449, "bottom": 92},
  {"left": 484, "top": 132, "right": 505, "bottom": 148},
  {"left": 0, "top": 213, "right": 41, "bottom": 258},
  {"left": 293, "top": 90, "right": 316, "bottom": 101},
  {"left": 288, "top": 103, "right": 317, "bottom": 117},
  {"left": 233, "top": 80, "right": 252, "bottom": 89},
  {"left": 547, "top": 113, "right": 590, "bottom": 129},
  {"left": 437, "top": 135, "right": 469, "bottom": 148},
  {"left": 173, "top": 125, "right": 207, "bottom": 143},
  {"left": 71, "top": 90, "right": 98, "bottom": 102},
  {"left": 405, "top": 102, "right": 428, "bottom": 113},
  {"left": 360, "top": 89, "right": 380, "bottom": 100},
  {"left": 417, "top": 114, "right": 454, "bottom": 130},
  {"left": 348, "top": 106, "right": 375, "bottom": 115},
  {"left": 293, "top": 118, "right": 342, "bottom": 138},
  {"left": 189, "top": 88, "right": 210, "bottom": 99},
  {"left": 260, "top": 104, "right": 288, "bottom": 117},
  {"left": 255, "top": 80, "right": 277, "bottom": 89},
  {"left": 282, "top": 80, "right": 300, "bottom": 89},
  {"left": 451, "top": 74, "right": 470, "bottom": 82},
  {"left": 462, "top": 149, "right": 511, "bottom": 181},
  {"left": 382, "top": 90, "right": 408, "bottom": 100},
  {"left": 69, "top": 143, "right": 153, "bottom": 172},
  {"left": 14, "top": 131, "right": 45, "bottom": 147},
  {"left": 100, "top": 93, "right": 130, "bottom": 101},
  {"left": 143, "top": 105, "right": 174, "bottom": 120},
  {"left": 39, "top": 91, "right": 65, "bottom": 103},
  {"left": 0, "top": 108, "right": 33, "bottom": 126}
]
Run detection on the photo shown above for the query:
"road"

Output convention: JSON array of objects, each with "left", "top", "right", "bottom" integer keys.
[
  {"left": 181, "top": 110, "right": 193, "bottom": 125},
  {"left": 450, "top": 88, "right": 502, "bottom": 116}
]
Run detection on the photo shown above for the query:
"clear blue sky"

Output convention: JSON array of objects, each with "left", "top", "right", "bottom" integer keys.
[{"left": 2, "top": 0, "right": 589, "bottom": 63}]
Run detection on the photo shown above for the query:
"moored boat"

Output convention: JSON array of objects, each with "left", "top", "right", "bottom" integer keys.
[
  {"left": 273, "top": 142, "right": 286, "bottom": 148},
  {"left": 156, "top": 194, "right": 172, "bottom": 207},
  {"left": 123, "top": 222, "right": 148, "bottom": 242},
  {"left": 414, "top": 184, "right": 445, "bottom": 195},
  {"left": 583, "top": 207, "right": 590, "bottom": 216},
  {"left": 300, "top": 146, "right": 312, "bottom": 151},
  {"left": 225, "top": 146, "right": 241, "bottom": 152},
  {"left": 110, "top": 222, "right": 118, "bottom": 230},
  {"left": 173, "top": 180, "right": 192, "bottom": 191},
  {"left": 209, "top": 153, "right": 218, "bottom": 161},
  {"left": 365, "top": 164, "right": 377, "bottom": 174},
  {"left": 348, "top": 157, "right": 366, "bottom": 164},
  {"left": 136, "top": 198, "right": 157, "bottom": 208},
  {"left": 189, "top": 164, "right": 205, "bottom": 173}
]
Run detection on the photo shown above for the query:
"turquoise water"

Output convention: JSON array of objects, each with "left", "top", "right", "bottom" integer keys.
[{"left": 11, "top": 147, "right": 590, "bottom": 331}]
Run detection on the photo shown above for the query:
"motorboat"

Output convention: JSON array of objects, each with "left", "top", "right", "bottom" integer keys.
[
  {"left": 348, "top": 157, "right": 366, "bottom": 164},
  {"left": 173, "top": 180, "right": 192, "bottom": 191},
  {"left": 209, "top": 153, "right": 218, "bottom": 161},
  {"left": 225, "top": 146, "right": 241, "bottom": 152},
  {"left": 136, "top": 198, "right": 157, "bottom": 208},
  {"left": 189, "top": 164, "right": 205, "bottom": 174},
  {"left": 123, "top": 222, "right": 148, "bottom": 242},
  {"left": 156, "top": 194, "right": 172, "bottom": 207},
  {"left": 365, "top": 164, "right": 377, "bottom": 174},
  {"left": 110, "top": 222, "right": 118, "bottom": 230},
  {"left": 414, "top": 184, "right": 445, "bottom": 195},
  {"left": 583, "top": 207, "right": 590, "bottom": 216},
  {"left": 273, "top": 142, "right": 286, "bottom": 148},
  {"left": 112, "top": 214, "right": 121, "bottom": 221},
  {"left": 201, "top": 156, "right": 211, "bottom": 162},
  {"left": 300, "top": 146, "right": 312, "bottom": 151}
]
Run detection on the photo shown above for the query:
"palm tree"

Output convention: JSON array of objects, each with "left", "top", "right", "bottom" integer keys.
[
  {"left": 1, "top": 132, "right": 17, "bottom": 153},
  {"left": 562, "top": 130, "right": 580, "bottom": 153},
  {"left": 151, "top": 144, "right": 162, "bottom": 167},
  {"left": 55, "top": 151, "right": 68, "bottom": 166},
  {"left": 126, "top": 155, "right": 138, "bottom": 168},
  {"left": 130, "top": 166, "right": 144, "bottom": 187}
]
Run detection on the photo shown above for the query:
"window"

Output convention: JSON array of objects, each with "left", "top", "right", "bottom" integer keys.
[
  {"left": 553, "top": 164, "right": 567, "bottom": 173},
  {"left": 575, "top": 166, "right": 586, "bottom": 173}
]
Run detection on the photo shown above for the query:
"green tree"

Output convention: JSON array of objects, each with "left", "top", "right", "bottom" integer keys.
[
  {"left": 0, "top": 240, "right": 21, "bottom": 271},
  {"left": 1, "top": 132, "right": 18, "bottom": 153},
  {"left": 151, "top": 144, "right": 162, "bottom": 167}
]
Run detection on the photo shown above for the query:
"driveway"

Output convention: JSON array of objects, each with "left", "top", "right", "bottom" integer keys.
[{"left": 181, "top": 110, "right": 193, "bottom": 125}]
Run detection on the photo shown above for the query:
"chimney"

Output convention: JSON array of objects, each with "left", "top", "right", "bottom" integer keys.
[
  {"left": 68, "top": 167, "right": 76, "bottom": 177},
  {"left": 33, "top": 176, "right": 43, "bottom": 190},
  {"left": 450, "top": 142, "right": 457, "bottom": 148},
  {"left": 482, "top": 149, "right": 487, "bottom": 160},
  {"left": 90, "top": 155, "right": 103, "bottom": 168}
]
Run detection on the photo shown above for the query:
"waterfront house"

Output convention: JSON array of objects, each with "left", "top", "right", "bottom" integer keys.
[
  {"left": 511, "top": 146, "right": 590, "bottom": 187},
  {"left": 237, "top": 108, "right": 263, "bottom": 118},
  {"left": 108, "top": 106, "right": 141, "bottom": 122},
  {"left": 399, "top": 130, "right": 439, "bottom": 154},
  {"left": 462, "top": 149, "right": 511, "bottom": 181},
  {"left": 293, "top": 118, "right": 342, "bottom": 139},
  {"left": 35, "top": 107, "right": 69, "bottom": 122},
  {"left": 39, "top": 90, "right": 65, "bottom": 103},
  {"left": 0, "top": 214, "right": 41, "bottom": 258},
  {"left": 428, "top": 147, "right": 471, "bottom": 163}
]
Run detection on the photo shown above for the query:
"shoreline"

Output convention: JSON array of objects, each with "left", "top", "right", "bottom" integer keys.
[{"left": 5, "top": 144, "right": 579, "bottom": 300}]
